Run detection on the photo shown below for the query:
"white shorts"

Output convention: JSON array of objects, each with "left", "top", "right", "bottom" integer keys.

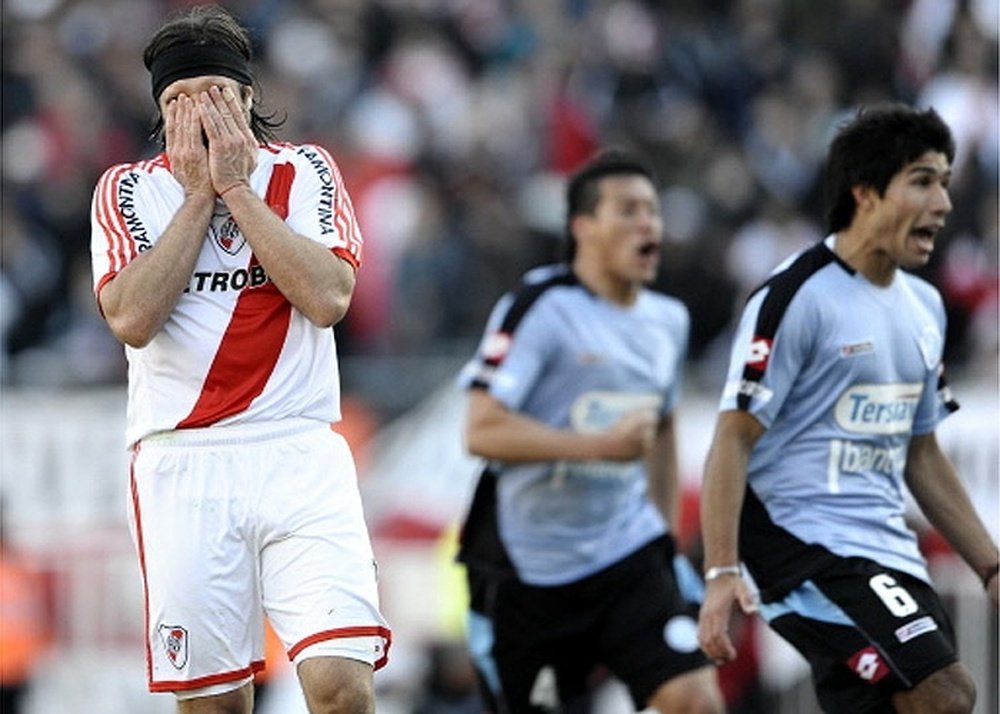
[{"left": 129, "top": 418, "right": 391, "bottom": 695}]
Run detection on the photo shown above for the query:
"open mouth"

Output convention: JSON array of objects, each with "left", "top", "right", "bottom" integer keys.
[
  {"left": 638, "top": 242, "right": 659, "bottom": 257},
  {"left": 909, "top": 226, "right": 938, "bottom": 255}
]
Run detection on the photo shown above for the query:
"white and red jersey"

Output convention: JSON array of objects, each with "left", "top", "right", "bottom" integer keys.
[{"left": 90, "top": 142, "right": 363, "bottom": 446}]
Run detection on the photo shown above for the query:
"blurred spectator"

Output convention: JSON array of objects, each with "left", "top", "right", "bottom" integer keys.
[
  {"left": 411, "top": 641, "right": 482, "bottom": 714},
  {"left": 0, "top": 0, "right": 995, "bottom": 412},
  {"left": 0, "top": 502, "right": 52, "bottom": 714}
]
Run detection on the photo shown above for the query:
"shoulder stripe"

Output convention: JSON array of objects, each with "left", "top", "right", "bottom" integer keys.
[
  {"left": 499, "top": 270, "right": 577, "bottom": 336},
  {"left": 468, "top": 269, "right": 577, "bottom": 390},
  {"left": 751, "top": 242, "right": 839, "bottom": 341},
  {"left": 95, "top": 165, "right": 136, "bottom": 276},
  {"left": 314, "top": 144, "right": 364, "bottom": 265},
  {"left": 737, "top": 243, "right": 839, "bottom": 410}
]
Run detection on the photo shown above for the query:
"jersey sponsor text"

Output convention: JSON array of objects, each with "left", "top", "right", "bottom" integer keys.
[
  {"left": 297, "top": 145, "right": 336, "bottom": 236},
  {"left": 184, "top": 265, "right": 271, "bottom": 293},
  {"left": 118, "top": 171, "right": 152, "bottom": 251},
  {"left": 834, "top": 384, "right": 921, "bottom": 435},
  {"left": 829, "top": 439, "right": 905, "bottom": 478}
]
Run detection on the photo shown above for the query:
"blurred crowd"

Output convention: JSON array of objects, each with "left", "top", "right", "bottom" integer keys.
[{"left": 2, "top": 0, "right": 997, "bottom": 396}]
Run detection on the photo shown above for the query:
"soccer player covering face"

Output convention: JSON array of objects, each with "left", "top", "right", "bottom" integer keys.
[
  {"left": 697, "top": 104, "right": 999, "bottom": 714},
  {"left": 89, "top": 5, "right": 389, "bottom": 713},
  {"left": 457, "top": 150, "right": 725, "bottom": 713}
]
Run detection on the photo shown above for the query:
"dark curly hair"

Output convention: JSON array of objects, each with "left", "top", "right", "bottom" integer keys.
[{"left": 824, "top": 104, "right": 954, "bottom": 234}]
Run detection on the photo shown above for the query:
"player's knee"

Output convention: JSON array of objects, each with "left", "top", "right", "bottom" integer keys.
[
  {"left": 895, "top": 663, "right": 976, "bottom": 714},
  {"left": 302, "top": 679, "right": 373, "bottom": 714},
  {"left": 647, "top": 669, "right": 725, "bottom": 714},
  {"left": 297, "top": 657, "right": 375, "bottom": 714},
  {"left": 931, "top": 668, "right": 976, "bottom": 714}
]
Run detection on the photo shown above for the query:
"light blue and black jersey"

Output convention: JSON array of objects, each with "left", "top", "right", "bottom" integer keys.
[
  {"left": 721, "top": 235, "right": 958, "bottom": 600},
  {"left": 458, "top": 263, "right": 690, "bottom": 587}
]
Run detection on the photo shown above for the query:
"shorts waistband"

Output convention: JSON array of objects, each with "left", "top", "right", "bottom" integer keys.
[{"left": 139, "top": 418, "right": 331, "bottom": 448}]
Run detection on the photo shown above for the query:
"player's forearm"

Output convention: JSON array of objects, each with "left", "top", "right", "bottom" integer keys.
[
  {"left": 646, "top": 417, "right": 680, "bottom": 527},
  {"left": 222, "top": 184, "right": 355, "bottom": 326},
  {"left": 466, "top": 410, "right": 615, "bottom": 463},
  {"left": 700, "top": 412, "right": 761, "bottom": 569},
  {"left": 100, "top": 194, "right": 214, "bottom": 347},
  {"left": 700, "top": 448, "right": 747, "bottom": 568},
  {"left": 464, "top": 390, "right": 633, "bottom": 463},
  {"left": 906, "top": 438, "right": 999, "bottom": 582}
]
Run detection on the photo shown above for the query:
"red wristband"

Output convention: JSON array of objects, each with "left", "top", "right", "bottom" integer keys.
[{"left": 218, "top": 181, "right": 248, "bottom": 199}]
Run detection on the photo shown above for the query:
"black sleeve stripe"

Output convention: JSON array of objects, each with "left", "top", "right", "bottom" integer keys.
[
  {"left": 737, "top": 242, "right": 843, "bottom": 410},
  {"left": 936, "top": 369, "right": 960, "bottom": 413},
  {"left": 467, "top": 269, "right": 578, "bottom": 391},
  {"left": 498, "top": 269, "right": 578, "bottom": 336}
]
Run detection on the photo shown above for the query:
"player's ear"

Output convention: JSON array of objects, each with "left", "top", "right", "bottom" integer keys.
[
  {"left": 851, "top": 184, "right": 876, "bottom": 213},
  {"left": 570, "top": 214, "right": 593, "bottom": 244},
  {"left": 240, "top": 85, "right": 254, "bottom": 112}
]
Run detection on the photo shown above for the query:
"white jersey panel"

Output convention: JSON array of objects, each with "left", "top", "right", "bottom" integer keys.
[{"left": 90, "top": 144, "right": 361, "bottom": 446}]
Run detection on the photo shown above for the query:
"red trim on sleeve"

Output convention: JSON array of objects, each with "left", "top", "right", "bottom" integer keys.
[{"left": 332, "top": 246, "right": 360, "bottom": 271}]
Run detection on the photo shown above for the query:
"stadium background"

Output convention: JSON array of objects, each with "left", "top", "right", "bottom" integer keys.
[{"left": 1, "top": 0, "right": 996, "bottom": 712}]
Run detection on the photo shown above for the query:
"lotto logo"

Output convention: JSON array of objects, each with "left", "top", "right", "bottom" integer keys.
[
  {"left": 481, "top": 332, "right": 512, "bottom": 362},
  {"left": 847, "top": 646, "right": 888, "bottom": 683},
  {"left": 745, "top": 337, "right": 772, "bottom": 369}
]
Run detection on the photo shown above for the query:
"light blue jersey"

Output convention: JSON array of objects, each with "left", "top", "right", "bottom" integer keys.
[
  {"left": 460, "top": 264, "right": 690, "bottom": 586},
  {"left": 721, "top": 236, "right": 957, "bottom": 596}
]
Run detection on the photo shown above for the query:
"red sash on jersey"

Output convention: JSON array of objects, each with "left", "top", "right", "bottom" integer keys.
[{"left": 177, "top": 163, "right": 296, "bottom": 428}]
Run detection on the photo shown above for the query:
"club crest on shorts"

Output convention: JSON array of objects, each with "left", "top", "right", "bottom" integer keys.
[
  {"left": 210, "top": 213, "right": 246, "bottom": 255},
  {"left": 159, "top": 624, "right": 189, "bottom": 669}
]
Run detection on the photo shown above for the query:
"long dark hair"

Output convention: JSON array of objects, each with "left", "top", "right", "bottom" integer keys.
[{"left": 143, "top": 4, "right": 284, "bottom": 146}]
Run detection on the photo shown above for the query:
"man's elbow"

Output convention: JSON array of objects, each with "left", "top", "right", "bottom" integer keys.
[
  {"left": 305, "top": 291, "right": 352, "bottom": 328},
  {"left": 465, "top": 423, "right": 491, "bottom": 459},
  {"left": 105, "top": 314, "right": 157, "bottom": 348}
]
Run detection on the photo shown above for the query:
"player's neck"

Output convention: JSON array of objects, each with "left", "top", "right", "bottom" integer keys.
[
  {"left": 572, "top": 261, "right": 640, "bottom": 306},
  {"left": 832, "top": 229, "right": 897, "bottom": 287}
]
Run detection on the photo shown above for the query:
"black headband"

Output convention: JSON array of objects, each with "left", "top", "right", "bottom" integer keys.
[{"left": 147, "top": 43, "right": 253, "bottom": 103}]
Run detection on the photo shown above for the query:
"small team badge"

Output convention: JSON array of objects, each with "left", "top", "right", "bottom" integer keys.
[
  {"left": 916, "top": 325, "right": 942, "bottom": 371},
  {"left": 847, "top": 645, "right": 889, "bottom": 683},
  {"left": 210, "top": 214, "right": 246, "bottom": 255},
  {"left": 481, "top": 331, "right": 512, "bottom": 363},
  {"left": 159, "top": 624, "right": 189, "bottom": 670},
  {"left": 745, "top": 336, "right": 773, "bottom": 370}
]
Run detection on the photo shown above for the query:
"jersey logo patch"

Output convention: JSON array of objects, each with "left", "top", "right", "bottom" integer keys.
[
  {"left": 833, "top": 383, "right": 921, "bottom": 435},
  {"left": 745, "top": 337, "right": 772, "bottom": 369},
  {"left": 210, "top": 214, "right": 246, "bottom": 255},
  {"left": 847, "top": 646, "right": 889, "bottom": 683},
  {"left": 481, "top": 331, "right": 512, "bottom": 363},
  {"left": 916, "top": 325, "right": 942, "bottom": 370},
  {"left": 840, "top": 340, "right": 874, "bottom": 358},
  {"left": 895, "top": 615, "right": 938, "bottom": 643},
  {"left": 159, "top": 624, "right": 189, "bottom": 669}
]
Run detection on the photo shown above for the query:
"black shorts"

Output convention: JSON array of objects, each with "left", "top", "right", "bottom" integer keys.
[
  {"left": 763, "top": 556, "right": 958, "bottom": 714},
  {"left": 466, "top": 535, "right": 711, "bottom": 713}
]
